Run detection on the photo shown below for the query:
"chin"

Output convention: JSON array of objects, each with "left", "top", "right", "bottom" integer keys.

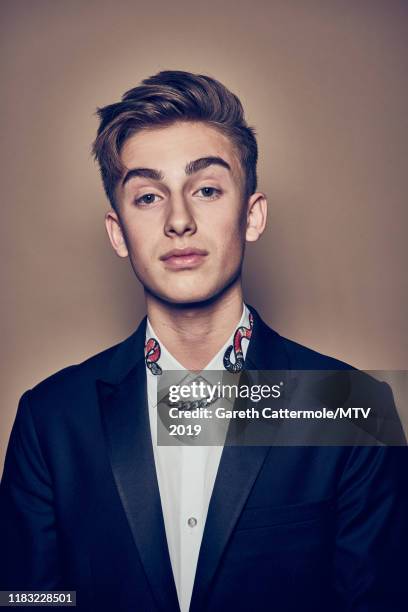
[
  {"left": 144, "top": 269, "right": 240, "bottom": 307},
  {"left": 155, "top": 278, "right": 238, "bottom": 308},
  {"left": 162, "top": 290, "right": 216, "bottom": 306},
  {"left": 148, "top": 281, "right": 219, "bottom": 306}
]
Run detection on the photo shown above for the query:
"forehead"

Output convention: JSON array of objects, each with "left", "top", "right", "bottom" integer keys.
[{"left": 120, "top": 121, "right": 242, "bottom": 178}]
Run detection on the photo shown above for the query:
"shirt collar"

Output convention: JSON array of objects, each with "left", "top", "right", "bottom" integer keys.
[{"left": 144, "top": 303, "right": 253, "bottom": 376}]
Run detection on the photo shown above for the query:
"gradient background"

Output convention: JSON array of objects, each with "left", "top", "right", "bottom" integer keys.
[{"left": 1, "top": 0, "right": 407, "bottom": 471}]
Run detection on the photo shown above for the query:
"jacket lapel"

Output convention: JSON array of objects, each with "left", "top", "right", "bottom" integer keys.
[
  {"left": 190, "top": 305, "right": 290, "bottom": 611},
  {"left": 97, "top": 319, "right": 179, "bottom": 612}
]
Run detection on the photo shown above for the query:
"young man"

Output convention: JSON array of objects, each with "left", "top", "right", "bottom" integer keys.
[{"left": 1, "top": 71, "right": 407, "bottom": 611}]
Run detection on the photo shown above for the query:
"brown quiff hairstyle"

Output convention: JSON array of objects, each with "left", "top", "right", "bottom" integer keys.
[{"left": 92, "top": 70, "right": 258, "bottom": 210}]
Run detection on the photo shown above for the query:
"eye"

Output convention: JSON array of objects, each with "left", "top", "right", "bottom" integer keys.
[
  {"left": 135, "top": 193, "right": 161, "bottom": 206},
  {"left": 196, "top": 187, "right": 222, "bottom": 200}
]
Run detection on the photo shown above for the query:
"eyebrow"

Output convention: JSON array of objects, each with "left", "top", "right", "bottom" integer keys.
[
  {"left": 121, "top": 156, "right": 231, "bottom": 187},
  {"left": 185, "top": 156, "right": 231, "bottom": 175}
]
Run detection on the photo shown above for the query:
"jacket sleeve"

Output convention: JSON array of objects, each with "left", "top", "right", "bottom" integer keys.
[
  {"left": 0, "top": 391, "right": 62, "bottom": 589},
  {"left": 333, "top": 441, "right": 408, "bottom": 611}
]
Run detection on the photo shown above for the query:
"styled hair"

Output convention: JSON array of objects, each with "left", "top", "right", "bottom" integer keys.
[{"left": 92, "top": 70, "right": 258, "bottom": 210}]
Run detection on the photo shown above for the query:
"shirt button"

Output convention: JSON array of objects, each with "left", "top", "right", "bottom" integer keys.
[{"left": 187, "top": 517, "right": 197, "bottom": 527}]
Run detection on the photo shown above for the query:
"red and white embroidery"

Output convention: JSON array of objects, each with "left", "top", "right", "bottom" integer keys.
[
  {"left": 145, "top": 311, "right": 253, "bottom": 375},
  {"left": 223, "top": 312, "right": 254, "bottom": 373},
  {"left": 144, "top": 337, "right": 162, "bottom": 375}
]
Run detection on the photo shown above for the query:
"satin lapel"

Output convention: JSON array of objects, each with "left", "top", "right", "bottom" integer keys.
[
  {"left": 97, "top": 361, "right": 179, "bottom": 612},
  {"left": 190, "top": 306, "right": 290, "bottom": 611}
]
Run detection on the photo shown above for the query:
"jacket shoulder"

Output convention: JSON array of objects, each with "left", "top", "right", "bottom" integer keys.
[
  {"left": 280, "top": 335, "right": 354, "bottom": 370},
  {"left": 26, "top": 333, "right": 136, "bottom": 404},
  {"left": 247, "top": 304, "right": 354, "bottom": 371}
]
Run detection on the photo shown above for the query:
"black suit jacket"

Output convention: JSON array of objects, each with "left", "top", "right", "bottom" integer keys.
[{"left": 1, "top": 305, "right": 407, "bottom": 611}]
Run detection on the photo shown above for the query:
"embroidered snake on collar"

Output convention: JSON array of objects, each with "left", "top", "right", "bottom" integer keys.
[
  {"left": 145, "top": 337, "right": 162, "bottom": 375},
  {"left": 145, "top": 312, "right": 254, "bottom": 375},
  {"left": 223, "top": 312, "right": 254, "bottom": 373}
]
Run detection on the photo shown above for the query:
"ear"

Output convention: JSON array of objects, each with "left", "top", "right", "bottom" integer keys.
[
  {"left": 105, "top": 209, "right": 129, "bottom": 258},
  {"left": 245, "top": 192, "right": 268, "bottom": 242}
]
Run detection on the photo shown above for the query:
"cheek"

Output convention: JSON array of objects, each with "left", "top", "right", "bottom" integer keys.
[
  {"left": 121, "top": 219, "right": 156, "bottom": 266},
  {"left": 127, "top": 238, "right": 147, "bottom": 265},
  {"left": 216, "top": 220, "right": 245, "bottom": 264}
]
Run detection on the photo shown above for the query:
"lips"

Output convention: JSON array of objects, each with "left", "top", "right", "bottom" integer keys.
[{"left": 160, "top": 247, "right": 208, "bottom": 269}]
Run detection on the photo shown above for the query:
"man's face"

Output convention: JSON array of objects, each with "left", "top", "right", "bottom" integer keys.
[{"left": 106, "top": 121, "right": 263, "bottom": 305}]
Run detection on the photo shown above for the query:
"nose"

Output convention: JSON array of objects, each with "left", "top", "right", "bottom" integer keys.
[{"left": 164, "top": 195, "right": 197, "bottom": 238}]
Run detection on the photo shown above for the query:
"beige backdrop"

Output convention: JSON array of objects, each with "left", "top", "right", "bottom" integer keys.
[{"left": 1, "top": 0, "right": 407, "bottom": 472}]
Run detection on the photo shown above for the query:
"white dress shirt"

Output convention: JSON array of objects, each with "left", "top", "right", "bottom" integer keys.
[{"left": 145, "top": 303, "right": 251, "bottom": 612}]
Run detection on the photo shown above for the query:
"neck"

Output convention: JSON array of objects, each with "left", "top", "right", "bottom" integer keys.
[{"left": 145, "top": 281, "right": 244, "bottom": 370}]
